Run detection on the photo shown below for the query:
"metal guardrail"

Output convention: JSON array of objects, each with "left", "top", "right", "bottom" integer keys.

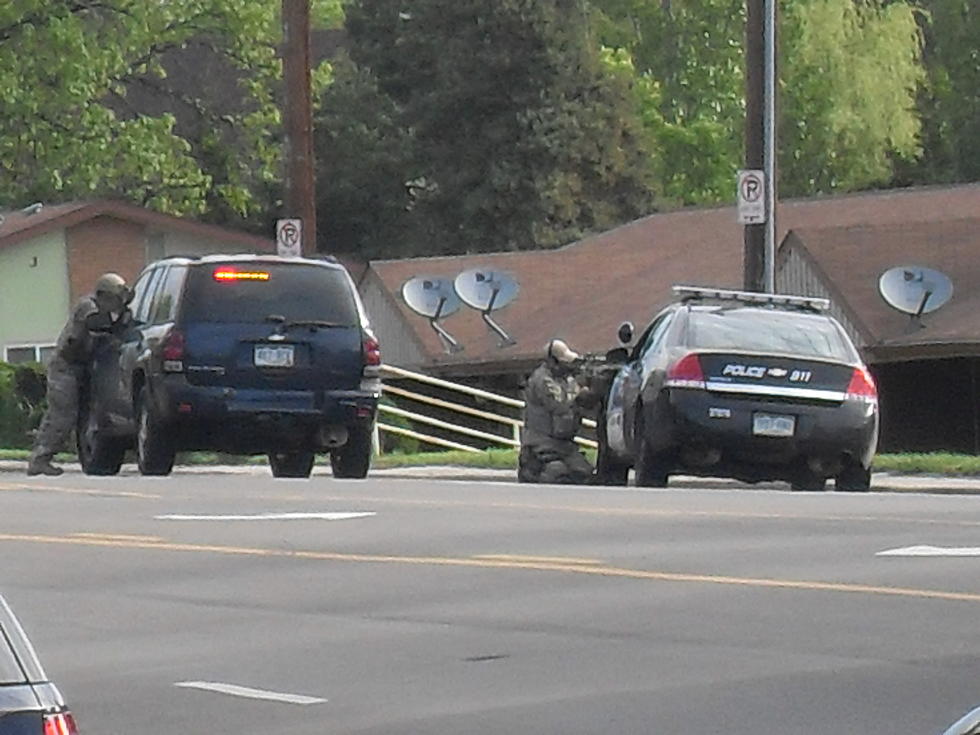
[{"left": 377, "top": 364, "right": 598, "bottom": 454}]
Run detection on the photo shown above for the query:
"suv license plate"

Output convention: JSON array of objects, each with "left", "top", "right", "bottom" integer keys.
[
  {"left": 753, "top": 413, "right": 795, "bottom": 437},
  {"left": 254, "top": 345, "right": 294, "bottom": 368}
]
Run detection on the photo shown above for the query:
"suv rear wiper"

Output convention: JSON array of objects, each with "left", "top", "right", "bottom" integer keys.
[{"left": 264, "top": 315, "right": 345, "bottom": 330}]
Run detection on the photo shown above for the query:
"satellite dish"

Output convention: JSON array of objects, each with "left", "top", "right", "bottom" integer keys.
[
  {"left": 401, "top": 277, "right": 463, "bottom": 353},
  {"left": 454, "top": 269, "right": 519, "bottom": 312},
  {"left": 401, "top": 277, "right": 461, "bottom": 319},
  {"left": 453, "top": 269, "right": 519, "bottom": 348},
  {"left": 879, "top": 266, "right": 953, "bottom": 318}
]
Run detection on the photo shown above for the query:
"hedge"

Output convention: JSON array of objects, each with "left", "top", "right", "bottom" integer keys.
[{"left": 0, "top": 362, "right": 46, "bottom": 449}]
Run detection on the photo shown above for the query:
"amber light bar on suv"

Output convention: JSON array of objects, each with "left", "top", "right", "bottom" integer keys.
[{"left": 673, "top": 285, "right": 830, "bottom": 312}]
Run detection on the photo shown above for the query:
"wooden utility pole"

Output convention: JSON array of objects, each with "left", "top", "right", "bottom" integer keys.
[
  {"left": 281, "top": 0, "right": 317, "bottom": 255},
  {"left": 743, "top": 0, "right": 766, "bottom": 292}
]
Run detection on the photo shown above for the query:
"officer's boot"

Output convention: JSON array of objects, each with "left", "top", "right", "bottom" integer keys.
[{"left": 27, "top": 452, "right": 63, "bottom": 477}]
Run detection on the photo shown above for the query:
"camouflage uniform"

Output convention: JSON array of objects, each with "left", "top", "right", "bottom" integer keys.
[
  {"left": 519, "top": 361, "right": 596, "bottom": 484},
  {"left": 27, "top": 297, "right": 103, "bottom": 474}
]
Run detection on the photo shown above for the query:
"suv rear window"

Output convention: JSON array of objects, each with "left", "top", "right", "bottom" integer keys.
[
  {"left": 182, "top": 263, "right": 359, "bottom": 325},
  {"left": 687, "top": 308, "right": 855, "bottom": 361}
]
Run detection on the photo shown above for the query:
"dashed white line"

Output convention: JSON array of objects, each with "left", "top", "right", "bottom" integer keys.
[
  {"left": 174, "top": 681, "right": 327, "bottom": 705},
  {"left": 155, "top": 512, "right": 375, "bottom": 521},
  {"left": 877, "top": 545, "right": 980, "bottom": 557}
]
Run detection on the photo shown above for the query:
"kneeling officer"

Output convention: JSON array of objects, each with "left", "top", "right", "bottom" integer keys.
[
  {"left": 28, "top": 273, "right": 130, "bottom": 476},
  {"left": 518, "top": 339, "right": 598, "bottom": 484}
]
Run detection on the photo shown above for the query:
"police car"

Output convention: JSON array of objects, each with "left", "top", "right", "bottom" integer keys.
[{"left": 596, "top": 286, "right": 879, "bottom": 491}]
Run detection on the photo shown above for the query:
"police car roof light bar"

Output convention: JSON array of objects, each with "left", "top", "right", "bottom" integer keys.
[{"left": 672, "top": 285, "right": 830, "bottom": 311}]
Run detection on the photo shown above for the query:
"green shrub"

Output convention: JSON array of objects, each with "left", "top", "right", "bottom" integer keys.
[{"left": 0, "top": 362, "right": 46, "bottom": 449}]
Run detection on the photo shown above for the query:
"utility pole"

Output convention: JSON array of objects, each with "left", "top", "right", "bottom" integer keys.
[
  {"left": 281, "top": 0, "right": 317, "bottom": 255},
  {"left": 743, "top": 0, "right": 776, "bottom": 292},
  {"left": 743, "top": 0, "right": 765, "bottom": 292}
]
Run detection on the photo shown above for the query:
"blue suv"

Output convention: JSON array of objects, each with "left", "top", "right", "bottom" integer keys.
[{"left": 77, "top": 255, "right": 381, "bottom": 478}]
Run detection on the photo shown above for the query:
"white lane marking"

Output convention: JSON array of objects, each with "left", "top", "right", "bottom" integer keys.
[
  {"left": 155, "top": 512, "right": 375, "bottom": 521},
  {"left": 877, "top": 545, "right": 980, "bottom": 557},
  {"left": 175, "top": 681, "right": 327, "bottom": 705}
]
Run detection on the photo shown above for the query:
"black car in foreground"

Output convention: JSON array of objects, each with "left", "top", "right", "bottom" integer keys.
[
  {"left": 597, "top": 286, "right": 879, "bottom": 491},
  {"left": 77, "top": 254, "right": 381, "bottom": 478},
  {"left": 0, "top": 594, "right": 77, "bottom": 735}
]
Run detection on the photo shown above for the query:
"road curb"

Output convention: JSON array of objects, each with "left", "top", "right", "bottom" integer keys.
[{"left": 3, "top": 460, "right": 980, "bottom": 494}]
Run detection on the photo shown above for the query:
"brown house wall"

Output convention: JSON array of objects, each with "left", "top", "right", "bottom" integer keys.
[{"left": 65, "top": 217, "right": 147, "bottom": 302}]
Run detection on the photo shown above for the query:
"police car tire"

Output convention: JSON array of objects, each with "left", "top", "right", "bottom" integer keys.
[
  {"left": 331, "top": 425, "right": 371, "bottom": 479},
  {"left": 633, "top": 409, "right": 669, "bottom": 488},
  {"left": 835, "top": 463, "right": 871, "bottom": 492},
  {"left": 136, "top": 387, "right": 176, "bottom": 476},
  {"left": 596, "top": 417, "right": 629, "bottom": 486},
  {"left": 269, "top": 451, "right": 315, "bottom": 478}
]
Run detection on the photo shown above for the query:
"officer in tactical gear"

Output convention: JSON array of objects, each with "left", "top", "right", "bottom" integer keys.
[
  {"left": 518, "top": 339, "right": 598, "bottom": 484},
  {"left": 27, "top": 273, "right": 131, "bottom": 476}
]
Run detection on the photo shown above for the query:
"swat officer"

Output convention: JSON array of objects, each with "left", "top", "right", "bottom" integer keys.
[
  {"left": 27, "top": 273, "right": 130, "bottom": 476},
  {"left": 518, "top": 339, "right": 598, "bottom": 484}
]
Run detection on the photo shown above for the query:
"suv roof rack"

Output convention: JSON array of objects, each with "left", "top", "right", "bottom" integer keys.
[{"left": 672, "top": 285, "right": 830, "bottom": 312}]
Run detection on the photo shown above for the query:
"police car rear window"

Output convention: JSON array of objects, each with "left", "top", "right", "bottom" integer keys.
[
  {"left": 687, "top": 309, "right": 854, "bottom": 360},
  {"left": 182, "top": 263, "right": 359, "bottom": 325}
]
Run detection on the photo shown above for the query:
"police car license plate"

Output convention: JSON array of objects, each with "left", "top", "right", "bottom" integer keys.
[
  {"left": 254, "top": 345, "right": 294, "bottom": 368},
  {"left": 753, "top": 413, "right": 795, "bottom": 437}
]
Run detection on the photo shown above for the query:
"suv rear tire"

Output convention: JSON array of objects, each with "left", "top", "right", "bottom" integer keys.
[
  {"left": 136, "top": 387, "right": 176, "bottom": 476},
  {"left": 331, "top": 425, "right": 372, "bottom": 479},
  {"left": 77, "top": 395, "right": 125, "bottom": 476},
  {"left": 269, "top": 451, "right": 315, "bottom": 478}
]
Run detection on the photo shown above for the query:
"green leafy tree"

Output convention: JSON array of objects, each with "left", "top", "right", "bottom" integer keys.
[
  {"left": 898, "top": 0, "right": 980, "bottom": 185},
  {"left": 779, "top": 0, "right": 925, "bottom": 195},
  {"left": 592, "top": 0, "right": 925, "bottom": 202},
  {"left": 0, "top": 0, "right": 341, "bottom": 221},
  {"left": 332, "top": 0, "right": 656, "bottom": 256}
]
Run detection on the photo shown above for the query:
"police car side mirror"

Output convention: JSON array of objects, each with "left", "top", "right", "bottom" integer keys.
[{"left": 617, "top": 321, "right": 634, "bottom": 346}]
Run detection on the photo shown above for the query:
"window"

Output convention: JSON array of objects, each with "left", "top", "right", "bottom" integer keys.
[
  {"left": 4, "top": 345, "right": 56, "bottom": 365},
  {"left": 182, "top": 263, "right": 359, "bottom": 325},
  {"left": 687, "top": 309, "right": 855, "bottom": 361},
  {"left": 133, "top": 267, "right": 166, "bottom": 324},
  {"left": 149, "top": 266, "right": 185, "bottom": 324},
  {"left": 0, "top": 631, "right": 26, "bottom": 684}
]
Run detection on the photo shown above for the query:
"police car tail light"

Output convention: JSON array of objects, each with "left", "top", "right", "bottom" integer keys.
[
  {"left": 845, "top": 366, "right": 877, "bottom": 403},
  {"left": 161, "top": 329, "right": 185, "bottom": 372},
  {"left": 665, "top": 353, "right": 706, "bottom": 389},
  {"left": 43, "top": 712, "right": 78, "bottom": 735}
]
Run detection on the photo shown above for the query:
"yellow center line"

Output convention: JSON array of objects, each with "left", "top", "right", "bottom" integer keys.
[
  {"left": 71, "top": 533, "right": 165, "bottom": 543},
  {"left": 473, "top": 554, "right": 603, "bottom": 566},
  {"left": 0, "top": 482, "right": 159, "bottom": 499},
  {"left": 1, "top": 532, "right": 979, "bottom": 604}
]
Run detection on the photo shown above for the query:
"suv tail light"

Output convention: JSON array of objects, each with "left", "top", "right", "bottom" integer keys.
[
  {"left": 362, "top": 335, "right": 381, "bottom": 368},
  {"left": 665, "top": 353, "right": 706, "bottom": 389},
  {"left": 845, "top": 366, "right": 877, "bottom": 403},
  {"left": 162, "top": 329, "right": 185, "bottom": 372},
  {"left": 44, "top": 712, "right": 78, "bottom": 735}
]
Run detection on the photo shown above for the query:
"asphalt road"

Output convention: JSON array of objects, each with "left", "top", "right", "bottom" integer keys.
[{"left": 2, "top": 473, "right": 980, "bottom": 735}]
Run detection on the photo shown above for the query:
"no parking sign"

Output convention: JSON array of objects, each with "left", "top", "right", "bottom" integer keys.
[{"left": 276, "top": 218, "right": 302, "bottom": 257}]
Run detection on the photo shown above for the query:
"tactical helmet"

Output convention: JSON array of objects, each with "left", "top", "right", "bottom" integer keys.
[
  {"left": 546, "top": 339, "right": 580, "bottom": 363},
  {"left": 94, "top": 273, "right": 130, "bottom": 305}
]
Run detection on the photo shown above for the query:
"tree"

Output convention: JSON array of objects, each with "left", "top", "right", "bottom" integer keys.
[
  {"left": 0, "top": 0, "right": 341, "bottom": 221},
  {"left": 332, "top": 0, "right": 656, "bottom": 256},
  {"left": 897, "top": 0, "right": 980, "bottom": 185},
  {"left": 591, "top": 0, "right": 926, "bottom": 202}
]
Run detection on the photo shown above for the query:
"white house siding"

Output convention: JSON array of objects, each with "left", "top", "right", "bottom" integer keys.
[
  {"left": 777, "top": 246, "right": 864, "bottom": 347},
  {"left": 0, "top": 231, "right": 70, "bottom": 360},
  {"left": 358, "top": 280, "right": 425, "bottom": 368}
]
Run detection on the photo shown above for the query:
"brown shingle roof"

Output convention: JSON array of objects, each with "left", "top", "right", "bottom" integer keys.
[
  {"left": 368, "top": 184, "right": 980, "bottom": 369},
  {"left": 787, "top": 218, "right": 980, "bottom": 360},
  {"left": 0, "top": 200, "right": 274, "bottom": 252}
]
